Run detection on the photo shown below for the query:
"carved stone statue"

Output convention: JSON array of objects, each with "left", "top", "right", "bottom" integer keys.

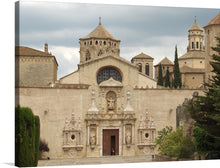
[
  {"left": 107, "top": 97, "right": 115, "bottom": 110},
  {"left": 90, "top": 135, "right": 96, "bottom": 146},
  {"left": 125, "top": 132, "right": 131, "bottom": 145}
]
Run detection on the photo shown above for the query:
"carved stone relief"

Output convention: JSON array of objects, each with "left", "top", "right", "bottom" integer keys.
[
  {"left": 63, "top": 113, "right": 83, "bottom": 152},
  {"left": 137, "top": 110, "right": 156, "bottom": 150},
  {"left": 106, "top": 91, "right": 117, "bottom": 113}
]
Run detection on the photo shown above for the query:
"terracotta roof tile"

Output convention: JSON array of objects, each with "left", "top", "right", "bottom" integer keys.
[
  {"left": 132, "top": 52, "right": 153, "bottom": 60},
  {"left": 81, "top": 23, "right": 119, "bottom": 41},
  {"left": 155, "top": 57, "right": 174, "bottom": 66},
  {"left": 15, "top": 46, "right": 52, "bottom": 57},
  {"left": 204, "top": 13, "right": 220, "bottom": 28},
  {"left": 189, "top": 22, "right": 203, "bottom": 31},
  {"left": 179, "top": 51, "right": 205, "bottom": 60}
]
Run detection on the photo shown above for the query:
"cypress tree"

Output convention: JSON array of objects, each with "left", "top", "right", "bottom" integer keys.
[
  {"left": 165, "top": 68, "right": 170, "bottom": 88},
  {"left": 171, "top": 77, "right": 174, "bottom": 88},
  {"left": 173, "top": 45, "right": 182, "bottom": 88},
  {"left": 157, "top": 63, "right": 163, "bottom": 86}
]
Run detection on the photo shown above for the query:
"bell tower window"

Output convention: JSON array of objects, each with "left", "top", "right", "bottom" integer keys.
[
  {"left": 192, "top": 42, "right": 194, "bottom": 49},
  {"left": 138, "top": 64, "right": 142, "bottom": 72},
  {"left": 85, "top": 51, "right": 91, "bottom": 61},
  {"left": 145, "top": 64, "right": 149, "bottom": 76},
  {"left": 196, "top": 42, "right": 199, "bottom": 49}
]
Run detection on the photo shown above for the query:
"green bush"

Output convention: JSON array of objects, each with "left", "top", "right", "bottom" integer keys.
[
  {"left": 179, "top": 137, "right": 195, "bottom": 159},
  {"left": 34, "top": 116, "right": 40, "bottom": 166},
  {"left": 156, "top": 127, "right": 195, "bottom": 159},
  {"left": 15, "top": 106, "right": 40, "bottom": 167}
]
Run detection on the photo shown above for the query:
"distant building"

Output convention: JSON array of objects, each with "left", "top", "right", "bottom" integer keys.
[
  {"left": 179, "top": 18, "right": 205, "bottom": 88},
  {"left": 204, "top": 12, "right": 220, "bottom": 82},
  {"left": 154, "top": 57, "right": 174, "bottom": 84}
]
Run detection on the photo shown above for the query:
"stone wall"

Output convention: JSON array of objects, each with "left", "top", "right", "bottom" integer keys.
[
  {"left": 15, "top": 87, "right": 204, "bottom": 159},
  {"left": 15, "top": 56, "right": 57, "bottom": 87}
]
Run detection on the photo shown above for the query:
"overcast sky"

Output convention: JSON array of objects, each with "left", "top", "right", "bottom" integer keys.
[{"left": 17, "top": 1, "right": 219, "bottom": 79}]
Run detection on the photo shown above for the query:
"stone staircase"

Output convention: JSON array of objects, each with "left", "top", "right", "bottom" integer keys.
[{"left": 38, "top": 155, "right": 153, "bottom": 166}]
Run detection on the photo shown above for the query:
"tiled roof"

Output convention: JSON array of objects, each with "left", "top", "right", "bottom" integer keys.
[
  {"left": 180, "top": 65, "right": 205, "bottom": 73},
  {"left": 132, "top": 52, "right": 153, "bottom": 60},
  {"left": 15, "top": 46, "right": 52, "bottom": 57},
  {"left": 179, "top": 51, "right": 205, "bottom": 60},
  {"left": 15, "top": 46, "right": 58, "bottom": 66},
  {"left": 189, "top": 22, "right": 203, "bottom": 31},
  {"left": 155, "top": 57, "right": 174, "bottom": 66},
  {"left": 81, "top": 23, "right": 119, "bottom": 41},
  {"left": 204, "top": 13, "right": 220, "bottom": 28}
]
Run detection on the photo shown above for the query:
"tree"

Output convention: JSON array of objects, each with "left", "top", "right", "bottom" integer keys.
[
  {"left": 157, "top": 63, "right": 163, "bottom": 86},
  {"left": 188, "top": 37, "right": 220, "bottom": 153},
  {"left": 156, "top": 126, "right": 195, "bottom": 159},
  {"left": 165, "top": 68, "right": 170, "bottom": 88},
  {"left": 193, "top": 126, "right": 214, "bottom": 154},
  {"left": 173, "top": 45, "right": 182, "bottom": 88},
  {"left": 15, "top": 106, "right": 40, "bottom": 167}
]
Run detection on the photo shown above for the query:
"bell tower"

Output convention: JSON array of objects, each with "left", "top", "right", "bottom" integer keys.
[
  {"left": 79, "top": 18, "right": 121, "bottom": 63},
  {"left": 187, "top": 17, "right": 204, "bottom": 52}
]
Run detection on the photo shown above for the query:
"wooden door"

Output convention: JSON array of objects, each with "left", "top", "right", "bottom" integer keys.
[{"left": 103, "top": 129, "right": 119, "bottom": 156}]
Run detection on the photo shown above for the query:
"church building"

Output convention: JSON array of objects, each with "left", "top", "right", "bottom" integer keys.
[{"left": 15, "top": 13, "right": 220, "bottom": 159}]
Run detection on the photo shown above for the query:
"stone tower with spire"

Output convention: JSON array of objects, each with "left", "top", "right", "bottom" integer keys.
[
  {"left": 187, "top": 17, "right": 204, "bottom": 52},
  {"left": 79, "top": 18, "right": 121, "bottom": 63},
  {"left": 204, "top": 13, "right": 220, "bottom": 82}
]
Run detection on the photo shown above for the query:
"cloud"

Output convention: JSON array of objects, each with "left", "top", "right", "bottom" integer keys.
[
  {"left": 18, "top": 2, "right": 219, "bottom": 79},
  {"left": 51, "top": 46, "right": 80, "bottom": 78}
]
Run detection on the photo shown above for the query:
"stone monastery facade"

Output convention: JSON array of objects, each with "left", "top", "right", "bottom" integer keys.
[{"left": 15, "top": 13, "right": 220, "bottom": 159}]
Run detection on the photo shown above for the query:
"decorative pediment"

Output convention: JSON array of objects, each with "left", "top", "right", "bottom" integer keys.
[{"left": 99, "top": 77, "right": 123, "bottom": 88}]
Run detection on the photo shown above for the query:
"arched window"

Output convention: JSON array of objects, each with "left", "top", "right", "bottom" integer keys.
[
  {"left": 192, "top": 42, "right": 194, "bottom": 49},
  {"left": 85, "top": 51, "right": 90, "bottom": 61},
  {"left": 196, "top": 42, "right": 199, "bottom": 49},
  {"left": 145, "top": 64, "right": 149, "bottom": 76},
  {"left": 138, "top": 64, "right": 142, "bottom": 72},
  {"left": 97, "top": 67, "right": 122, "bottom": 84}
]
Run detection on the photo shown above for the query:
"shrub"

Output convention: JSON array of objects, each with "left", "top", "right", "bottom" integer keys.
[
  {"left": 39, "top": 139, "right": 49, "bottom": 159},
  {"left": 156, "top": 126, "right": 195, "bottom": 159},
  {"left": 34, "top": 116, "right": 40, "bottom": 166},
  {"left": 15, "top": 106, "right": 40, "bottom": 167}
]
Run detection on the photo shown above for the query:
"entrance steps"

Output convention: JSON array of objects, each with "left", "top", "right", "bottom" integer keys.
[{"left": 38, "top": 155, "right": 153, "bottom": 166}]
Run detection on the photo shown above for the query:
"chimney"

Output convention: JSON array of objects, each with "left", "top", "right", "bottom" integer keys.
[{"left": 44, "top": 43, "right": 48, "bottom": 53}]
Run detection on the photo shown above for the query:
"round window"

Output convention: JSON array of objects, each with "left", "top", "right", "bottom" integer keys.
[
  {"left": 97, "top": 67, "right": 122, "bottom": 84},
  {"left": 145, "top": 133, "right": 149, "bottom": 138},
  {"left": 71, "top": 134, "right": 75, "bottom": 140}
]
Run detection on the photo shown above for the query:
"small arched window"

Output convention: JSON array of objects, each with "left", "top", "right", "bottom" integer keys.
[
  {"left": 145, "top": 64, "right": 149, "bottom": 76},
  {"left": 138, "top": 64, "right": 142, "bottom": 72},
  {"left": 85, "top": 51, "right": 91, "bottom": 61},
  {"left": 95, "top": 41, "right": 98, "bottom": 45},
  {"left": 192, "top": 42, "right": 194, "bottom": 49},
  {"left": 196, "top": 42, "right": 199, "bottom": 49}
]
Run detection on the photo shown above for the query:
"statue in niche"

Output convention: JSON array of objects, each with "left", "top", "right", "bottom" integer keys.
[
  {"left": 90, "top": 134, "right": 96, "bottom": 150},
  {"left": 106, "top": 91, "right": 117, "bottom": 112},
  {"left": 107, "top": 97, "right": 115, "bottom": 110},
  {"left": 125, "top": 132, "right": 131, "bottom": 145},
  {"left": 90, "top": 135, "right": 96, "bottom": 145}
]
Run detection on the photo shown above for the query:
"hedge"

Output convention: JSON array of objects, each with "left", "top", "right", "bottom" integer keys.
[{"left": 15, "top": 106, "right": 40, "bottom": 167}]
